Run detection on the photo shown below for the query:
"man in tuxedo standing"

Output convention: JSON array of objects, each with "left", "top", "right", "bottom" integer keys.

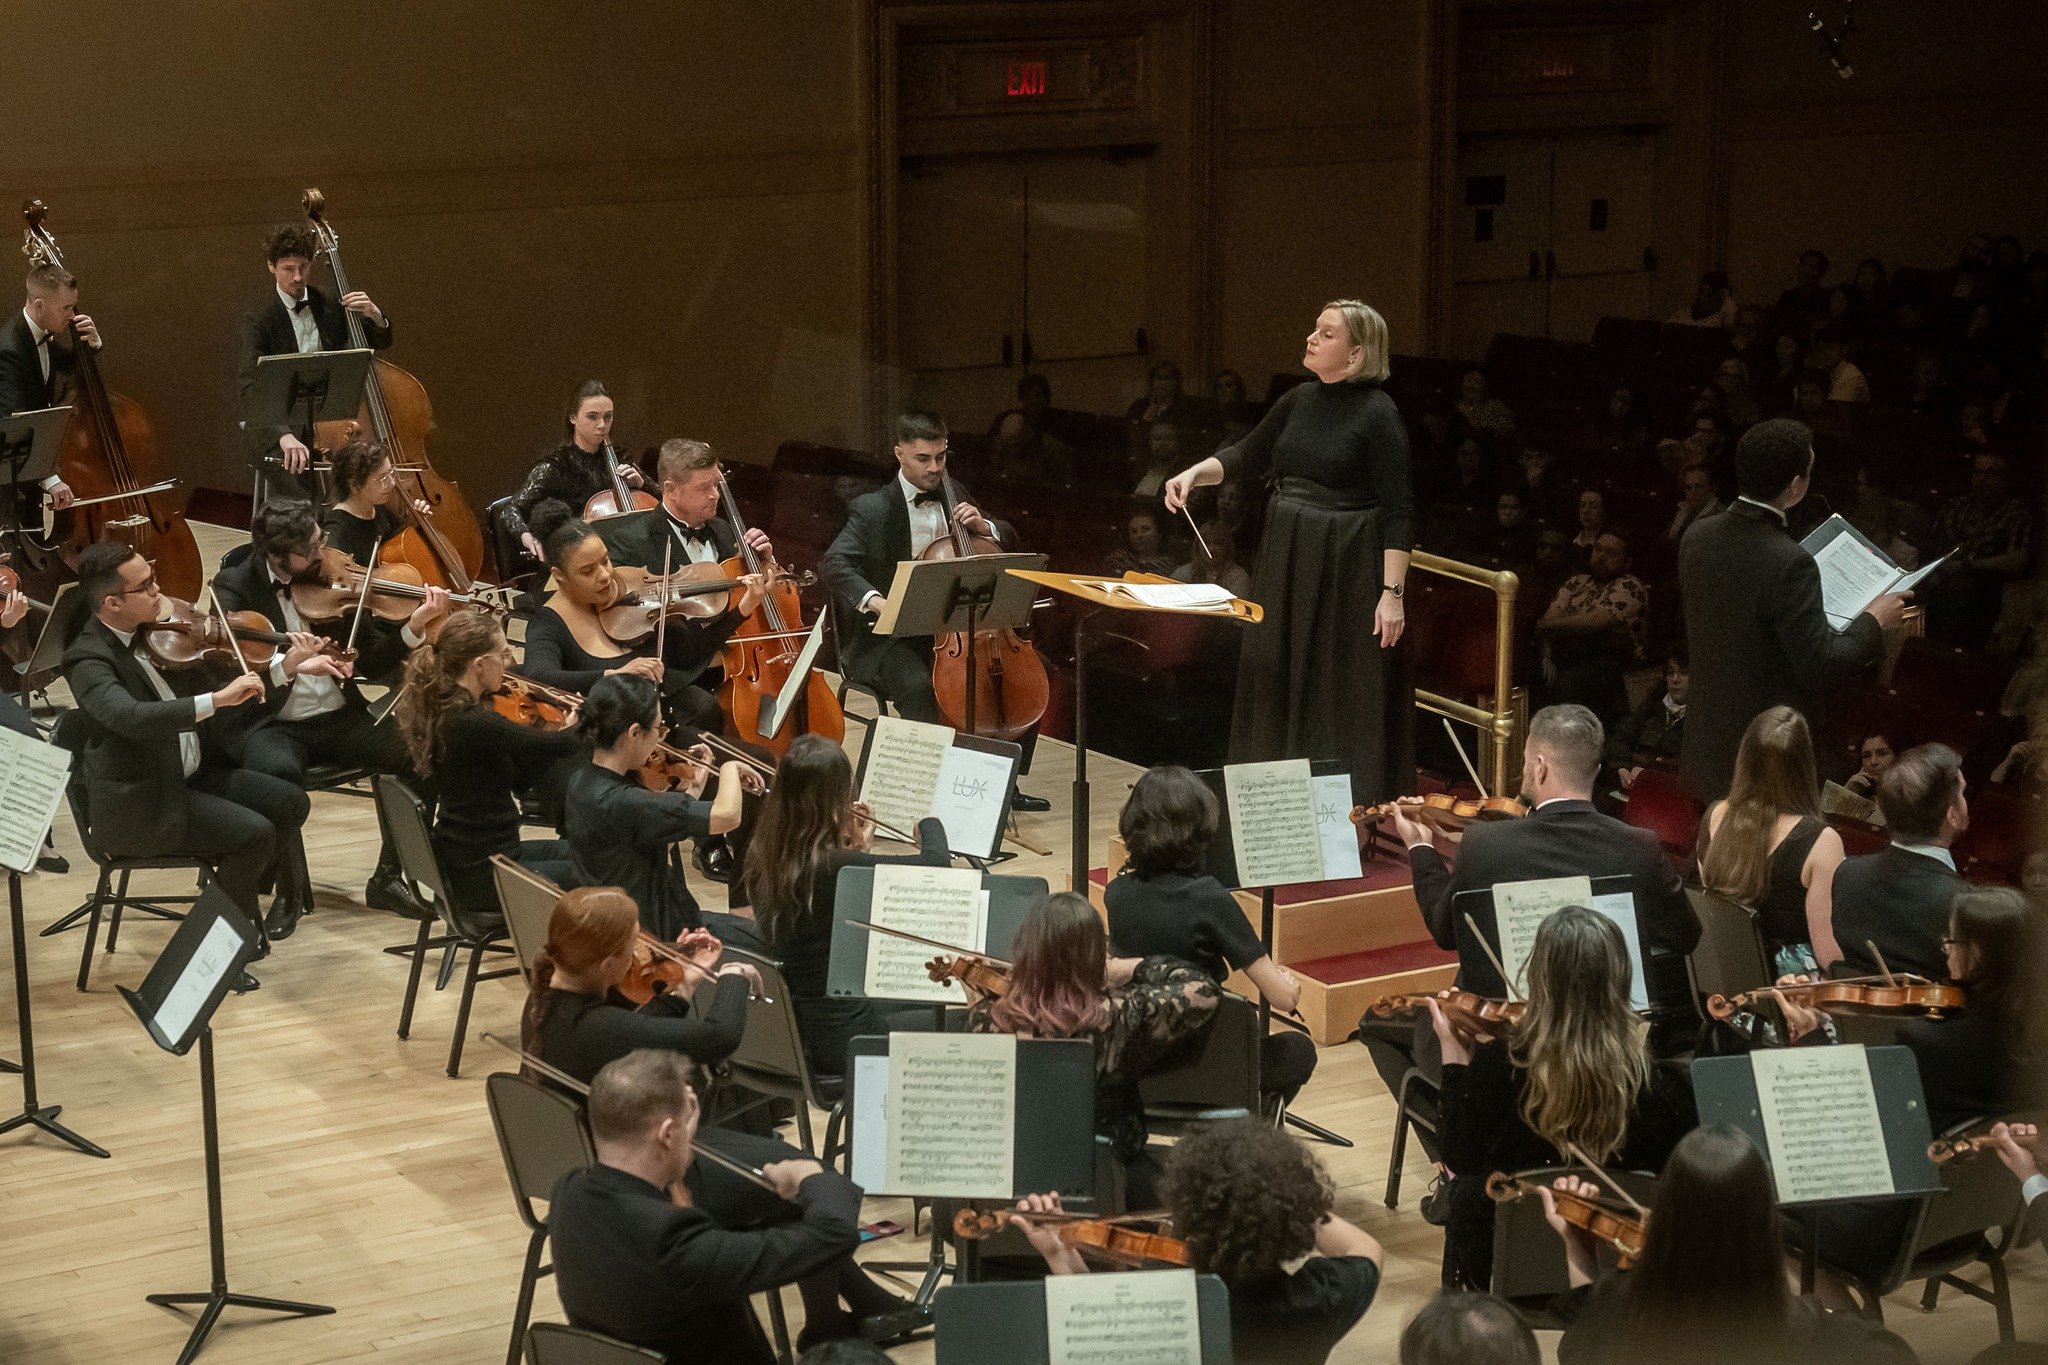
[
  {"left": 235, "top": 225, "right": 392, "bottom": 505},
  {"left": 0, "top": 263, "right": 89, "bottom": 511},
  {"left": 1678, "top": 418, "right": 1907, "bottom": 801}
]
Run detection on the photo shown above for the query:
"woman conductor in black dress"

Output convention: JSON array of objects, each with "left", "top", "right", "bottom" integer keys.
[{"left": 1164, "top": 300, "right": 1415, "bottom": 805}]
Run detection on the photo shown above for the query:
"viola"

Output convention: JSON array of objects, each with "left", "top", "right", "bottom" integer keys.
[
  {"left": 22, "top": 200, "right": 204, "bottom": 600},
  {"left": 581, "top": 441, "right": 657, "bottom": 522},
  {"left": 135, "top": 596, "right": 352, "bottom": 672},
  {"left": 920, "top": 475, "right": 1048, "bottom": 744},
  {"left": 714, "top": 470, "right": 843, "bottom": 756},
  {"left": 301, "top": 190, "right": 485, "bottom": 589},
  {"left": 290, "top": 546, "right": 503, "bottom": 624},
  {"left": 1485, "top": 1172, "right": 1647, "bottom": 1265},
  {"left": 597, "top": 562, "right": 750, "bottom": 645},
  {"left": 1706, "top": 974, "right": 1964, "bottom": 1023},
  {"left": 951, "top": 1208, "right": 1190, "bottom": 1267},
  {"left": 1366, "top": 988, "right": 1525, "bottom": 1043},
  {"left": 926, "top": 953, "right": 1012, "bottom": 999}
]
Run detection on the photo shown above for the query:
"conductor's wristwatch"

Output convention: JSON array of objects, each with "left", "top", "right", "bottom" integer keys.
[{"left": 1382, "top": 583, "right": 1404, "bottom": 598}]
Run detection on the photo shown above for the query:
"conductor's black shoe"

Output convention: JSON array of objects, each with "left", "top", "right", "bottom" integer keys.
[
  {"left": 1009, "top": 791, "right": 1052, "bottom": 813},
  {"left": 36, "top": 847, "right": 68, "bottom": 875},
  {"left": 365, "top": 870, "right": 433, "bottom": 920},
  {"left": 229, "top": 971, "right": 260, "bottom": 993},
  {"left": 693, "top": 837, "right": 734, "bottom": 885},
  {"left": 857, "top": 1303, "right": 933, "bottom": 1347},
  {"left": 263, "top": 897, "right": 303, "bottom": 942}
]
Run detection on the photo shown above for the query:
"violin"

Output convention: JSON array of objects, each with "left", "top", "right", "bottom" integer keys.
[
  {"left": 926, "top": 953, "right": 1012, "bottom": 999},
  {"left": 582, "top": 441, "right": 657, "bottom": 522},
  {"left": 1352, "top": 792, "right": 1526, "bottom": 836},
  {"left": 290, "top": 546, "right": 502, "bottom": 624},
  {"left": 1365, "top": 988, "right": 1525, "bottom": 1043},
  {"left": 919, "top": 475, "right": 1048, "bottom": 744},
  {"left": 1485, "top": 1172, "right": 1647, "bottom": 1265},
  {"left": 950, "top": 1208, "right": 1190, "bottom": 1267},
  {"left": 0, "top": 562, "right": 53, "bottom": 615},
  {"left": 597, "top": 562, "right": 742, "bottom": 643},
  {"left": 616, "top": 928, "right": 722, "bottom": 1006},
  {"left": 491, "top": 673, "right": 581, "bottom": 730},
  {"left": 1706, "top": 974, "right": 1964, "bottom": 1022},
  {"left": 302, "top": 190, "right": 485, "bottom": 588},
  {"left": 715, "top": 470, "right": 843, "bottom": 756},
  {"left": 1927, "top": 1132, "right": 2009, "bottom": 1165},
  {"left": 135, "top": 595, "right": 352, "bottom": 672},
  {"left": 22, "top": 200, "right": 205, "bottom": 602}
]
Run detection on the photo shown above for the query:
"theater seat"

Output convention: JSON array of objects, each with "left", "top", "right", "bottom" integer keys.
[{"left": 1620, "top": 766, "right": 1699, "bottom": 867}]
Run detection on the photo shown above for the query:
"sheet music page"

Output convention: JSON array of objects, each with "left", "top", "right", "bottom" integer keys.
[
  {"left": 1803, "top": 515, "right": 1900, "bottom": 626},
  {"left": 1753, "top": 1044, "right": 1895, "bottom": 1202},
  {"left": 1044, "top": 1268, "right": 1202, "bottom": 1365},
  {"left": 1224, "top": 758, "right": 1324, "bottom": 888},
  {"left": 1313, "top": 773, "right": 1363, "bottom": 881},
  {"left": 848, "top": 1054, "right": 891, "bottom": 1191},
  {"left": 1492, "top": 875, "right": 1595, "bottom": 995},
  {"left": 1586, "top": 891, "right": 1649, "bottom": 1012},
  {"left": 858, "top": 716, "right": 953, "bottom": 838},
  {"left": 0, "top": 725, "right": 69, "bottom": 874},
  {"left": 154, "top": 917, "right": 245, "bottom": 1045},
  {"left": 762, "top": 615, "right": 829, "bottom": 738},
  {"left": 1102, "top": 580, "right": 1237, "bottom": 612},
  {"left": 862, "top": 865, "right": 988, "bottom": 1004},
  {"left": 883, "top": 1032, "right": 1016, "bottom": 1198},
  {"left": 931, "top": 744, "right": 1014, "bottom": 855}
]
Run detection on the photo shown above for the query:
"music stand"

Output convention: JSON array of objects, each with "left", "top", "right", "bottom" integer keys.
[
  {"left": 933, "top": 1275, "right": 1234, "bottom": 1364},
  {"left": 121, "top": 885, "right": 334, "bottom": 1361},
  {"left": 244, "top": 350, "right": 372, "bottom": 505},
  {"left": 16, "top": 580, "right": 83, "bottom": 704},
  {"left": 0, "top": 406, "right": 69, "bottom": 558},
  {"left": 0, "top": 724, "right": 107, "bottom": 1158},
  {"left": 760, "top": 612, "right": 829, "bottom": 740},
  {"left": 874, "top": 552, "right": 1046, "bottom": 737}
]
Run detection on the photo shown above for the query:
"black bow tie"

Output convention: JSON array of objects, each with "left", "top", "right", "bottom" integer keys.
[
  {"left": 675, "top": 522, "right": 715, "bottom": 546},
  {"left": 912, "top": 491, "right": 942, "bottom": 507},
  {"left": 33, "top": 331, "right": 51, "bottom": 348},
  {"left": 290, "top": 295, "right": 312, "bottom": 314}
]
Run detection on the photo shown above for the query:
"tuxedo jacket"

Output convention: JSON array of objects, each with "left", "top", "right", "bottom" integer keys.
[
  {"left": 614, "top": 509, "right": 746, "bottom": 678},
  {"left": 1831, "top": 846, "right": 1961, "bottom": 983},
  {"left": 1408, "top": 798, "right": 1701, "bottom": 1022},
  {"left": 61, "top": 617, "right": 231, "bottom": 844},
  {"left": 1678, "top": 500, "right": 1883, "bottom": 801},
  {"left": 818, "top": 477, "right": 1003, "bottom": 668},
  {"left": 0, "top": 309, "right": 73, "bottom": 418},
  {"left": 210, "top": 545, "right": 402, "bottom": 722},
  {"left": 235, "top": 285, "right": 393, "bottom": 464}
]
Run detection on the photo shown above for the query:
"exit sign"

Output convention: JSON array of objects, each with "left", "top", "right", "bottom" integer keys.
[{"left": 1007, "top": 59, "right": 1047, "bottom": 97}]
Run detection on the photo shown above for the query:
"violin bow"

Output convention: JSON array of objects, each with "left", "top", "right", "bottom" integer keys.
[
  {"left": 1867, "top": 940, "right": 1898, "bottom": 987},
  {"left": 847, "top": 918, "right": 1011, "bottom": 969},
  {"left": 1463, "top": 911, "right": 1524, "bottom": 1004},
  {"left": 346, "top": 536, "right": 384, "bottom": 657},
  {"left": 477, "top": 1032, "right": 783, "bottom": 1196},
  {"left": 654, "top": 535, "right": 674, "bottom": 665},
  {"left": 204, "top": 586, "right": 256, "bottom": 680},
  {"left": 1562, "top": 1139, "right": 1649, "bottom": 1217},
  {"left": 1442, "top": 717, "right": 1492, "bottom": 800}
]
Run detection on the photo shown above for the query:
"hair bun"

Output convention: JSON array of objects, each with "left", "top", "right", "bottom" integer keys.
[{"left": 528, "top": 498, "right": 575, "bottom": 543}]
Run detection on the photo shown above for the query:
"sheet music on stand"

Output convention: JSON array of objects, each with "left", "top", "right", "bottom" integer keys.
[
  {"left": 0, "top": 726, "right": 71, "bottom": 875},
  {"left": 118, "top": 886, "right": 261, "bottom": 1057},
  {"left": 1193, "top": 759, "right": 1360, "bottom": 890},
  {"left": 760, "top": 612, "right": 829, "bottom": 739},
  {"left": 935, "top": 1273, "right": 1233, "bottom": 1365},
  {"left": 1800, "top": 514, "right": 1948, "bottom": 629},
  {"left": 855, "top": 715, "right": 1021, "bottom": 861}
]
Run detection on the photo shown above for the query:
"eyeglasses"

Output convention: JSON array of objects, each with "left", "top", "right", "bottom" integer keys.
[{"left": 115, "top": 573, "right": 159, "bottom": 597}]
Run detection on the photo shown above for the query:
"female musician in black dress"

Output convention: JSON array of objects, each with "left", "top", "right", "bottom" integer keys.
[
  {"left": 504, "top": 379, "right": 646, "bottom": 563},
  {"left": 1164, "top": 300, "right": 1415, "bottom": 805},
  {"left": 321, "top": 437, "right": 434, "bottom": 566}
]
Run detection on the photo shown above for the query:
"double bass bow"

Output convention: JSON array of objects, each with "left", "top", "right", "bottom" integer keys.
[
  {"left": 714, "top": 468, "right": 842, "bottom": 755},
  {"left": 20, "top": 200, "right": 204, "bottom": 600},
  {"left": 919, "top": 475, "right": 1047, "bottom": 743},
  {"left": 301, "top": 189, "right": 485, "bottom": 590}
]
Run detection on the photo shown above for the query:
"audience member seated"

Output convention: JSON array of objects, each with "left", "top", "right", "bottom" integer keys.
[
  {"left": 1923, "top": 452, "right": 2033, "bottom": 649},
  {"left": 1428, "top": 905, "right": 1697, "bottom": 1290},
  {"left": 1536, "top": 533, "right": 1647, "bottom": 726},
  {"left": 1665, "top": 464, "right": 1725, "bottom": 544},
  {"left": 1808, "top": 327, "right": 1872, "bottom": 403},
  {"left": 984, "top": 406, "right": 1076, "bottom": 485},
  {"left": 1776, "top": 248, "right": 1833, "bottom": 325},
  {"left": 1761, "top": 330, "right": 1807, "bottom": 410},
  {"left": 1456, "top": 368, "right": 1518, "bottom": 441},
  {"left": 1712, "top": 357, "right": 1766, "bottom": 430},
  {"left": 1512, "top": 443, "right": 1571, "bottom": 528},
  {"left": 1581, "top": 384, "right": 1653, "bottom": 484},
  {"left": 1605, "top": 645, "right": 1688, "bottom": 796},
  {"left": 1398, "top": 1292, "right": 1539, "bottom": 1365},
  {"left": 1173, "top": 521, "right": 1252, "bottom": 598},
  {"left": 1730, "top": 304, "right": 1774, "bottom": 373},
  {"left": 1667, "top": 271, "right": 1738, "bottom": 328},
  {"left": 1829, "top": 742, "right": 1967, "bottom": 980},
  {"left": 1472, "top": 489, "right": 1539, "bottom": 572},
  {"left": 1128, "top": 359, "right": 1198, "bottom": 430},
  {"left": 1696, "top": 706, "right": 1847, "bottom": 975},
  {"left": 1843, "top": 256, "right": 1891, "bottom": 338},
  {"left": 1840, "top": 728, "right": 1898, "bottom": 803},
  {"left": 1988, "top": 704, "right": 2048, "bottom": 792},
  {"left": 1107, "top": 504, "right": 1180, "bottom": 578},
  {"left": 1569, "top": 488, "right": 1608, "bottom": 559},
  {"left": 1131, "top": 420, "right": 1185, "bottom": 498},
  {"left": 1896, "top": 350, "right": 1958, "bottom": 416}
]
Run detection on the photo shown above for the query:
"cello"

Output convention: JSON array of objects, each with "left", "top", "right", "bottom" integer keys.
[
  {"left": 921, "top": 475, "right": 1047, "bottom": 743},
  {"left": 714, "top": 468, "right": 842, "bottom": 754},
  {"left": 300, "top": 189, "right": 485, "bottom": 590},
  {"left": 20, "top": 200, "right": 204, "bottom": 600},
  {"left": 581, "top": 440, "right": 656, "bottom": 522}
]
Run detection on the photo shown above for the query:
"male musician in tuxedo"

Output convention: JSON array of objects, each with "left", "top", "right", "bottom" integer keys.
[
  {"left": 235, "top": 225, "right": 391, "bottom": 505},
  {"left": 62, "top": 541, "right": 323, "bottom": 986},
  {"left": 548, "top": 1049, "right": 862, "bottom": 1365},
  {"left": 1678, "top": 418, "right": 1907, "bottom": 801},
  {"left": 0, "top": 263, "right": 88, "bottom": 512},
  {"left": 212, "top": 499, "right": 449, "bottom": 935},
  {"left": 819, "top": 411, "right": 1051, "bottom": 810},
  {"left": 1829, "top": 742, "right": 1968, "bottom": 982}
]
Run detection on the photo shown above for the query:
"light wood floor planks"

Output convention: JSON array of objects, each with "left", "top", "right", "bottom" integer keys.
[{"left": 0, "top": 524, "right": 2038, "bottom": 1363}]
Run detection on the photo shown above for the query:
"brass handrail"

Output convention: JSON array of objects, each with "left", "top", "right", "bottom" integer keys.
[{"left": 1408, "top": 549, "right": 1521, "bottom": 794}]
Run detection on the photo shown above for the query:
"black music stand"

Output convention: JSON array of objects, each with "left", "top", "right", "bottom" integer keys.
[
  {"left": 0, "top": 406, "right": 69, "bottom": 562},
  {"left": 0, "top": 724, "right": 108, "bottom": 1158},
  {"left": 244, "top": 349, "right": 373, "bottom": 506},
  {"left": 873, "top": 552, "right": 1045, "bottom": 737},
  {"left": 121, "top": 885, "right": 334, "bottom": 1361},
  {"left": 760, "top": 613, "right": 830, "bottom": 741},
  {"left": 825, "top": 866, "right": 1049, "bottom": 1002},
  {"left": 934, "top": 1275, "right": 1234, "bottom": 1364}
]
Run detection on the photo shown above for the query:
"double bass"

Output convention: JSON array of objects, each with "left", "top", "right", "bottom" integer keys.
[
  {"left": 20, "top": 200, "right": 203, "bottom": 600},
  {"left": 714, "top": 468, "right": 842, "bottom": 754},
  {"left": 301, "top": 189, "right": 485, "bottom": 590},
  {"left": 920, "top": 475, "right": 1047, "bottom": 743}
]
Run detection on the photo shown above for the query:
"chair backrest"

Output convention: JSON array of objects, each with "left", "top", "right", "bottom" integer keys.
[
  {"left": 1492, "top": 1166, "right": 1659, "bottom": 1307},
  {"left": 1139, "top": 990, "right": 1262, "bottom": 1114},
  {"left": 49, "top": 709, "right": 105, "bottom": 858},
  {"left": 720, "top": 957, "right": 830, "bottom": 1103},
  {"left": 1621, "top": 767, "right": 1698, "bottom": 864},
  {"left": 485, "top": 1071, "right": 596, "bottom": 1234},
  {"left": 1683, "top": 888, "right": 1771, "bottom": 1014},
  {"left": 493, "top": 855, "right": 563, "bottom": 981},
  {"left": 524, "top": 1322, "right": 664, "bottom": 1365},
  {"left": 373, "top": 773, "right": 458, "bottom": 927}
]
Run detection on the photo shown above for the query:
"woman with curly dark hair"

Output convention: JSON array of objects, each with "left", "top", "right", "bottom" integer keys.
[
  {"left": 1012, "top": 1118, "right": 1383, "bottom": 1364},
  {"left": 320, "top": 435, "right": 438, "bottom": 572}
]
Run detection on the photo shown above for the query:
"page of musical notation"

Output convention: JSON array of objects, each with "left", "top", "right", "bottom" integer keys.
[
  {"left": 0, "top": 725, "right": 69, "bottom": 875},
  {"left": 859, "top": 716, "right": 952, "bottom": 838},
  {"left": 1492, "top": 875, "right": 1594, "bottom": 994},
  {"left": 862, "top": 864, "right": 987, "bottom": 1004},
  {"left": 1224, "top": 758, "right": 1324, "bottom": 888},
  {"left": 1313, "top": 773, "right": 1363, "bottom": 881},
  {"left": 883, "top": 1032, "right": 1017, "bottom": 1198},
  {"left": 1044, "top": 1268, "right": 1202, "bottom": 1365},
  {"left": 1753, "top": 1044, "right": 1895, "bottom": 1203}
]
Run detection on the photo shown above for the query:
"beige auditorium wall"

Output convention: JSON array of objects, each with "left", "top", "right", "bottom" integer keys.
[
  {"left": 1721, "top": 0, "right": 2048, "bottom": 300},
  {"left": 1213, "top": 0, "right": 1435, "bottom": 388},
  {"left": 0, "top": 1, "right": 866, "bottom": 505}
]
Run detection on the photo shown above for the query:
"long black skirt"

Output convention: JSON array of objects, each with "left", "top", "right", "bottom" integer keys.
[{"left": 1229, "top": 478, "right": 1415, "bottom": 806}]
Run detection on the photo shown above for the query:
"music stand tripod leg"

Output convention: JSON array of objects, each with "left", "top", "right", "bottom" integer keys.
[{"left": 1, "top": 870, "right": 110, "bottom": 1157}]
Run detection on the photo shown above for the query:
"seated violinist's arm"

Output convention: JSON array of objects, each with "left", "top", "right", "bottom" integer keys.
[
  {"left": 1244, "top": 955, "right": 1302, "bottom": 1015},
  {"left": 1537, "top": 1176, "right": 1603, "bottom": 1288},
  {"left": 1010, "top": 1193, "right": 1088, "bottom": 1275},
  {"left": 1313, "top": 1213, "right": 1383, "bottom": 1268}
]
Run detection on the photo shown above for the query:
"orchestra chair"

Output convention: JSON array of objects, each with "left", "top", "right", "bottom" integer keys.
[
  {"left": 1682, "top": 889, "right": 1772, "bottom": 1021},
  {"left": 492, "top": 854, "right": 565, "bottom": 982},
  {"left": 1490, "top": 1165, "right": 1660, "bottom": 1326},
  {"left": 486, "top": 495, "right": 544, "bottom": 589},
  {"left": 715, "top": 956, "right": 849, "bottom": 1169},
  {"left": 50, "top": 709, "right": 218, "bottom": 991},
  {"left": 1383, "top": 1064, "right": 1442, "bottom": 1209},
  {"left": 1618, "top": 766, "right": 1699, "bottom": 867},
  {"left": 1139, "top": 989, "right": 1275, "bottom": 1135},
  {"left": 523, "top": 1323, "right": 662, "bottom": 1365},
  {"left": 489, "top": 1072, "right": 598, "bottom": 1365},
  {"left": 1810, "top": 1112, "right": 2030, "bottom": 1343},
  {"left": 828, "top": 601, "right": 890, "bottom": 735},
  {"left": 377, "top": 775, "right": 518, "bottom": 1076}
]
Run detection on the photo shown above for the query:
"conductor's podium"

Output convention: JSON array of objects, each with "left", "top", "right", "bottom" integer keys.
[{"left": 1087, "top": 839, "right": 1457, "bottom": 1045}]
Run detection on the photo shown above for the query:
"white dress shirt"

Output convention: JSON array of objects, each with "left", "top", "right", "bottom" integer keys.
[
  {"left": 265, "top": 566, "right": 346, "bottom": 722},
  {"left": 901, "top": 472, "right": 948, "bottom": 558},
  {"left": 107, "top": 623, "right": 212, "bottom": 777},
  {"left": 666, "top": 515, "right": 722, "bottom": 567},
  {"left": 20, "top": 309, "right": 71, "bottom": 492},
  {"left": 1889, "top": 840, "right": 1956, "bottom": 871},
  {"left": 280, "top": 287, "right": 321, "bottom": 355},
  {"left": 1735, "top": 495, "right": 1788, "bottom": 526}
]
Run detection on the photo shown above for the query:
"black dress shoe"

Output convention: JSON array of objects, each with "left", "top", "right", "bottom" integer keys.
[
  {"left": 36, "top": 848, "right": 68, "bottom": 875},
  {"left": 1009, "top": 791, "right": 1052, "bottom": 813},
  {"left": 229, "top": 971, "right": 260, "bottom": 993},
  {"left": 251, "top": 932, "right": 271, "bottom": 961},
  {"left": 692, "top": 837, "right": 734, "bottom": 885},
  {"left": 857, "top": 1302, "right": 933, "bottom": 1347},
  {"left": 365, "top": 870, "right": 433, "bottom": 920},
  {"left": 263, "top": 898, "right": 303, "bottom": 942}
]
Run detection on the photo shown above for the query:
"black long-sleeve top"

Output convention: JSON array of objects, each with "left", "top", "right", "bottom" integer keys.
[
  {"left": 563, "top": 762, "right": 712, "bottom": 939},
  {"left": 504, "top": 442, "right": 617, "bottom": 543},
  {"left": 521, "top": 605, "right": 638, "bottom": 696},
  {"left": 1215, "top": 376, "right": 1414, "bottom": 549},
  {"left": 534, "top": 980, "right": 751, "bottom": 1080},
  {"left": 429, "top": 704, "right": 587, "bottom": 872},
  {"left": 1552, "top": 1269, "right": 1918, "bottom": 1365}
]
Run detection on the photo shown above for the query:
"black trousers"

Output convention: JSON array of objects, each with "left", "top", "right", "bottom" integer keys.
[
  {"left": 98, "top": 767, "right": 311, "bottom": 924},
  {"left": 1262, "top": 1030, "right": 1319, "bottom": 1102},
  {"left": 241, "top": 703, "right": 414, "bottom": 885},
  {"left": 1357, "top": 1012, "right": 1444, "bottom": 1163}
]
